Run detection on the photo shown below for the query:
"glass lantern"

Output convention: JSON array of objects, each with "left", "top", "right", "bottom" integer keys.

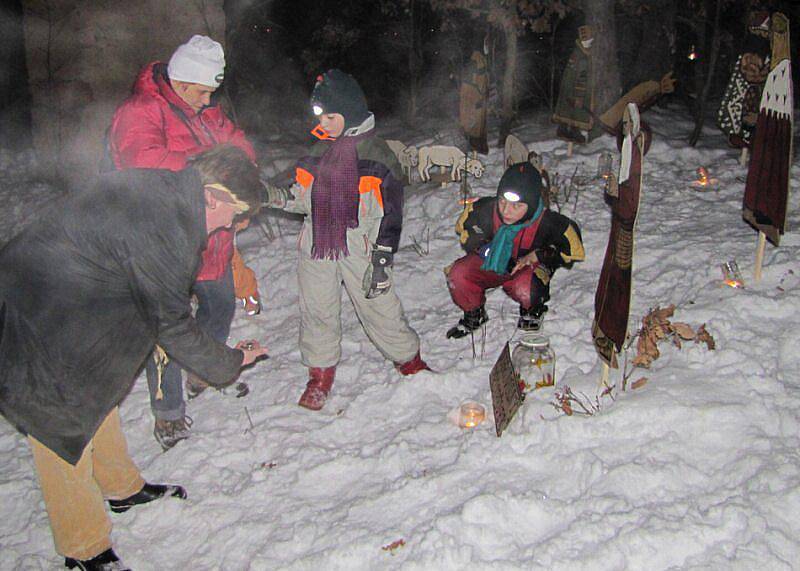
[
  {"left": 596, "top": 151, "right": 613, "bottom": 180},
  {"left": 511, "top": 333, "right": 556, "bottom": 394}
]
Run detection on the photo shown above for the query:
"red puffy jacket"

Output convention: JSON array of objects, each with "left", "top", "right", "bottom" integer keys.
[{"left": 109, "top": 62, "right": 256, "bottom": 281}]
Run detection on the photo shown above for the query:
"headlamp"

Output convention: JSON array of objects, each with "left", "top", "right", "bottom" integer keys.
[
  {"left": 312, "top": 104, "right": 324, "bottom": 116},
  {"left": 502, "top": 190, "right": 521, "bottom": 202}
]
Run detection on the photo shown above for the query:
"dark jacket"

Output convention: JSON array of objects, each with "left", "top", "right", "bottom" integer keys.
[
  {"left": 455, "top": 196, "right": 585, "bottom": 273},
  {"left": 0, "top": 169, "right": 243, "bottom": 464},
  {"left": 108, "top": 62, "right": 256, "bottom": 282},
  {"left": 294, "top": 116, "right": 405, "bottom": 253}
]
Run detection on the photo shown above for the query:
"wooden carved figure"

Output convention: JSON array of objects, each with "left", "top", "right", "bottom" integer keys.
[
  {"left": 593, "top": 103, "right": 650, "bottom": 375},
  {"left": 718, "top": 11, "right": 771, "bottom": 150},
  {"left": 743, "top": 12, "right": 793, "bottom": 280},
  {"left": 459, "top": 46, "right": 489, "bottom": 155},
  {"left": 553, "top": 25, "right": 595, "bottom": 145},
  {"left": 386, "top": 139, "right": 419, "bottom": 184},
  {"left": 504, "top": 134, "right": 529, "bottom": 168},
  {"left": 417, "top": 145, "right": 485, "bottom": 183}
]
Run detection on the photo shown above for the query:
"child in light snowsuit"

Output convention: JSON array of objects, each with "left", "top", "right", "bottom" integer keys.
[
  {"left": 264, "top": 69, "right": 428, "bottom": 410},
  {"left": 446, "top": 162, "right": 585, "bottom": 338}
]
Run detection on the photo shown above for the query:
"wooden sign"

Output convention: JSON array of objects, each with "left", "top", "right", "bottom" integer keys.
[{"left": 490, "top": 342, "right": 524, "bottom": 437}]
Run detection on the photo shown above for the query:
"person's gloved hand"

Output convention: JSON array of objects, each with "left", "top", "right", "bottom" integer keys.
[
  {"left": 240, "top": 293, "right": 261, "bottom": 316},
  {"left": 261, "top": 182, "right": 294, "bottom": 209},
  {"left": 362, "top": 245, "right": 393, "bottom": 299}
]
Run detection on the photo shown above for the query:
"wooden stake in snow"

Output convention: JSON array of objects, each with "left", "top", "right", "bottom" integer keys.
[{"left": 754, "top": 231, "right": 766, "bottom": 282}]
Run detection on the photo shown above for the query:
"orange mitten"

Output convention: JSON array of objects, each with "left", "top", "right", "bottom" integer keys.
[{"left": 231, "top": 247, "right": 261, "bottom": 315}]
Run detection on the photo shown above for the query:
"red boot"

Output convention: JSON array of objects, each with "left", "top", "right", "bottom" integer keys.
[
  {"left": 298, "top": 366, "right": 335, "bottom": 410},
  {"left": 395, "top": 351, "right": 430, "bottom": 376}
]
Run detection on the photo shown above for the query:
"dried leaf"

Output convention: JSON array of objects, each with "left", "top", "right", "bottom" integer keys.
[
  {"left": 631, "top": 353, "right": 653, "bottom": 368},
  {"left": 651, "top": 305, "right": 676, "bottom": 323},
  {"left": 382, "top": 539, "right": 406, "bottom": 554},
  {"left": 672, "top": 322, "right": 695, "bottom": 340},
  {"left": 695, "top": 324, "right": 716, "bottom": 350},
  {"left": 562, "top": 401, "right": 573, "bottom": 416},
  {"left": 651, "top": 323, "right": 666, "bottom": 340},
  {"left": 631, "top": 377, "right": 648, "bottom": 390},
  {"left": 642, "top": 334, "right": 660, "bottom": 361}
]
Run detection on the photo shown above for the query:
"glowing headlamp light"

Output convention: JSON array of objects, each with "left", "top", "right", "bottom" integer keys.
[
  {"left": 312, "top": 104, "right": 324, "bottom": 116},
  {"left": 502, "top": 190, "right": 521, "bottom": 202}
]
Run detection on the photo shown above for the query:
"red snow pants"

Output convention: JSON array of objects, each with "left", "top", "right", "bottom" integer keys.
[{"left": 447, "top": 253, "right": 540, "bottom": 311}]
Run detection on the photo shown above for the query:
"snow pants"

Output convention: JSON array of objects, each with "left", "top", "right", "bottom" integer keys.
[
  {"left": 146, "top": 268, "right": 235, "bottom": 420},
  {"left": 447, "top": 253, "right": 549, "bottom": 311},
  {"left": 28, "top": 407, "right": 144, "bottom": 560},
  {"left": 297, "top": 254, "right": 420, "bottom": 367}
]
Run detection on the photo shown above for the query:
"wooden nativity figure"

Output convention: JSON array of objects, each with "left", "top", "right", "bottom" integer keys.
[
  {"left": 718, "top": 11, "right": 771, "bottom": 149},
  {"left": 593, "top": 103, "right": 651, "bottom": 371},
  {"left": 743, "top": 12, "right": 793, "bottom": 271},
  {"left": 553, "top": 26, "right": 674, "bottom": 147},
  {"left": 459, "top": 44, "right": 489, "bottom": 155},
  {"left": 553, "top": 25, "right": 595, "bottom": 144}
]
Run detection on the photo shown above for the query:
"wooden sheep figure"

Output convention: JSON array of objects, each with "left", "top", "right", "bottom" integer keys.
[
  {"left": 417, "top": 145, "right": 484, "bottom": 183},
  {"left": 504, "top": 134, "right": 529, "bottom": 168},
  {"left": 386, "top": 140, "right": 419, "bottom": 184}
]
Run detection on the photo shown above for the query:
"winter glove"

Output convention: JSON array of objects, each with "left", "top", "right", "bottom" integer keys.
[
  {"left": 260, "top": 181, "right": 294, "bottom": 209},
  {"left": 535, "top": 245, "right": 561, "bottom": 269},
  {"left": 240, "top": 294, "right": 261, "bottom": 316},
  {"left": 362, "top": 245, "right": 393, "bottom": 299},
  {"left": 231, "top": 248, "right": 261, "bottom": 316}
]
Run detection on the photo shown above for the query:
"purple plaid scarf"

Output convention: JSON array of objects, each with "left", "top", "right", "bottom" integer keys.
[{"left": 311, "top": 132, "right": 370, "bottom": 259}]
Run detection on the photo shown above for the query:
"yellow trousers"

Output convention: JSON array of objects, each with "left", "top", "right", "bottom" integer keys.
[{"left": 28, "top": 408, "right": 144, "bottom": 560}]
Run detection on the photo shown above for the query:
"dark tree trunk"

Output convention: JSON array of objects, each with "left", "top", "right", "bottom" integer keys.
[
  {"left": 406, "top": 0, "right": 423, "bottom": 122},
  {"left": 0, "top": 0, "right": 32, "bottom": 151},
  {"left": 619, "top": 0, "right": 677, "bottom": 91},
  {"left": 585, "top": 0, "right": 621, "bottom": 115},
  {"left": 498, "top": 10, "right": 518, "bottom": 147},
  {"left": 689, "top": 0, "right": 722, "bottom": 146}
]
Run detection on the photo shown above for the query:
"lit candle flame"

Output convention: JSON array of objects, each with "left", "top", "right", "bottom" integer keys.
[{"left": 696, "top": 167, "right": 709, "bottom": 186}]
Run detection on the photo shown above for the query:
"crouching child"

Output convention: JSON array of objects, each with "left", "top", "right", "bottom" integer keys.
[{"left": 446, "top": 162, "right": 585, "bottom": 338}]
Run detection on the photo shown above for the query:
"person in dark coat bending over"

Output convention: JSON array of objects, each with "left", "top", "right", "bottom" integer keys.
[
  {"left": 0, "top": 145, "right": 269, "bottom": 570},
  {"left": 446, "top": 162, "right": 585, "bottom": 338}
]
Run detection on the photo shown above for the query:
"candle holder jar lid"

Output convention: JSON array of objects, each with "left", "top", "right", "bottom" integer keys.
[{"left": 518, "top": 333, "right": 550, "bottom": 348}]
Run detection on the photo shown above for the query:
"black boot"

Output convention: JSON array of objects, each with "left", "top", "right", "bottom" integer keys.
[
  {"left": 446, "top": 306, "right": 488, "bottom": 339},
  {"left": 108, "top": 482, "right": 187, "bottom": 514},
  {"left": 65, "top": 548, "right": 130, "bottom": 570},
  {"left": 518, "top": 304, "right": 547, "bottom": 332}
]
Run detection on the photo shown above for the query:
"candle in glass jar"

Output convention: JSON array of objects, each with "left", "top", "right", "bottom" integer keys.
[{"left": 458, "top": 402, "right": 486, "bottom": 428}]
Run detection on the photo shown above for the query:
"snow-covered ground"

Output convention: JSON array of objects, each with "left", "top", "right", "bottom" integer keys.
[{"left": 2, "top": 107, "right": 799, "bottom": 570}]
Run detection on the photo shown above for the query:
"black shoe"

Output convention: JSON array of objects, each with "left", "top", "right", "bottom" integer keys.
[
  {"left": 65, "top": 548, "right": 130, "bottom": 570},
  {"left": 518, "top": 304, "right": 547, "bottom": 332},
  {"left": 108, "top": 482, "right": 187, "bottom": 514},
  {"left": 446, "top": 306, "right": 488, "bottom": 339}
]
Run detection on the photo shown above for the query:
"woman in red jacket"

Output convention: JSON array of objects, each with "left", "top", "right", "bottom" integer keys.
[{"left": 108, "top": 35, "right": 259, "bottom": 449}]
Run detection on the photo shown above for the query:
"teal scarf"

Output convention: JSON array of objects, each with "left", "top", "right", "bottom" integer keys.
[{"left": 481, "top": 205, "right": 543, "bottom": 274}]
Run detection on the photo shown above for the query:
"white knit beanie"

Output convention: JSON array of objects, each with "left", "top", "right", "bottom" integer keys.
[{"left": 168, "top": 35, "right": 225, "bottom": 88}]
